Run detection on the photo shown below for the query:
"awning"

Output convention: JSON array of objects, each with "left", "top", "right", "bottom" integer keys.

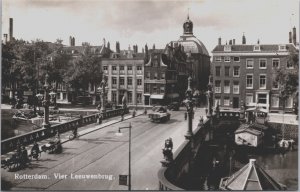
[
  {"left": 166, "top": 93, "right": 179, "bottom": 99},
  {"left": 150, "top": 94, "right": 165, "bottom": 99},
  {"left": 246, "top": 107, "right": 268, "bottom": 113}
]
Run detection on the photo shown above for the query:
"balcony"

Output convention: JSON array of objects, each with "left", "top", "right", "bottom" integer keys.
[{"left": 127, "top": 85, "right": 133, "bottom": 89}]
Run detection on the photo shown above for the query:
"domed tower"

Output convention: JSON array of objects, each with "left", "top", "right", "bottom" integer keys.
[{"left": 183, "top": 15, "right": 193, "bottom": 35}]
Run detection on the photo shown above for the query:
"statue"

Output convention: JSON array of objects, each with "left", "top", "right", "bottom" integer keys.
[{"left": 162, "top": 138, "right": 173, "bottom": 162}]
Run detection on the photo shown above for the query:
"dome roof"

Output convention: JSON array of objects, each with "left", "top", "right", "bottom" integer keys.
[{"left": 177, "top": 35, "right": 209, "bottom": 56}]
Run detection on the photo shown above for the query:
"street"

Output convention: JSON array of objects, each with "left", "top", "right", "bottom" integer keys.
[{"left": 2, "top": 108, "right": 206, "bottom": 190}]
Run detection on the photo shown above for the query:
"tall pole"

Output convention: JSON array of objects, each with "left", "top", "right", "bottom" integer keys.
[
  {"left": 128, "top": 122, "right": 131, "bottom": 191},
  {"left": 100, "top": 75, "right": 107, "bottom": 112},
  {"left": 43, "top": 73, "right": 50, "bottom": 128},
  {"left": 184, "top": 76, "right": 194, "bottom": 139}
]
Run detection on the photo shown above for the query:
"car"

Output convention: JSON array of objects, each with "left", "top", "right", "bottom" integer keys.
[
  {"left": 148, "top": 106, "right": 171, "bottom": 123},
  {"left": 167, "top": 102, "right": 180, "bottom": 111}
]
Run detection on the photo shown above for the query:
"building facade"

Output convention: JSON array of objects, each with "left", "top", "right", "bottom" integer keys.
[
  {"left": 211, "top": 36, "right": 298, "bottom": 113},
  {"left": 101, "top": 46, "right": 144, "bottom": 106},
  {"left": 167, "top": 15, "right": 210, "bottom": 95}
]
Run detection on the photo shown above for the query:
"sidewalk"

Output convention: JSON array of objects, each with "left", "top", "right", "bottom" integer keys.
[{"left": 1, "top": 110, "right": 144, "bottom": 160}]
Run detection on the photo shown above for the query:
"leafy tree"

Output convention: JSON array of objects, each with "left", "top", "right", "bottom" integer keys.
[{"left": 275, "top": 47, "right": 299, "bottom": 113}]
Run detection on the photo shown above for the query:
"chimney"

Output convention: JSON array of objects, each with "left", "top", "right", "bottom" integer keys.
[
  {"left": 116, "top": 41, "right": 120, "bottom": 53},
  {"left": 72, "top": 37, "right": 75, "bottom": 46},
  {"left": 136, "top": 44, "right": 138, "bottom": 53},
  {"left": 233, "top": 39, "right": 235, "bottom": 45},
  {"left": 107, "top": 41, "right": 110, "bottom": 50},
  {"left": 242, "top": 33, "right": 246, "bottom": 44},
  {"left": 142, "top": 48, "right": 144, "bottom": 53},
  {"left": 145, "top": 44, "right": 149, "bottom": 60},
  {"left": 69, "top": 36, "right": 73, "bottom": 46},
  {"left": 9, "top": 18, "right": 13, "bottom": 41},
  {"left": 218, "top": 37, "right": 221, "bottom": 45},
  {"left": 257, "top": 39, "right": 260, "bottom": 44},
  {"left": 3, "top": 34, "right": 8, "bottom": 44},
  {"left": 153, "top": 44, "right": 155, "bottom": 50},
  {"left": 289, "top": 31, "right": 292, "bottom": 43},
  {"left": 128, "top": 45, "right": 131, "bottom": 51},
  {"left": 229, "top": 40, "right": 232, "bottom": 45},
  {"left": 103, "top": 38, "right": 106, "bottom": 47},
  {"left": 293, "top": 27, "right": 297, "bottom": 45}
]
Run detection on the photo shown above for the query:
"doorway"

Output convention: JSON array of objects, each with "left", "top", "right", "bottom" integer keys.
[{"left": 233, "top": 97, "right": 239, "bottom": 108}]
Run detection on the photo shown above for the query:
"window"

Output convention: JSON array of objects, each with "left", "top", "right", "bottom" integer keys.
[
  {"left": 137, "top": 66, "right": 142, "bottom": 71},
  {"left": 146, "top": 72, "right": 150, "bottom": 79},
  {"left": 259, "top": 59, "right": 267, "bottom": 69},
  {"left": 224, "top": 97, "right": 230, "bottom": 106},
  {"left": 278, "top": 45, "right": 286, "bottom": 51},
  {"left": 246, "top": 59, "right": 254, "bottom": 69},
  {"left": 215, "top": 66, "right": 221, "bottom": 76},
  {"left": 153, "top": 86, "right": 157, "bottom": 93},
  {"left": 257, "top": 94, "right": 267, "bottom": 104},
  {"left": 137, "top": 79, "right": 142, "bottom": 86},
  {"left": 215, "top": 81, "right": 221, "bottom": 93},
  {"left": 246, "top": 74, "right": 253, "bottom": 89},
  {"left": 103, "top": 66, "right": 108, "bottom": 73},
  {"left": 271, "top": 94, "right": 279, "bottom": 107},
  {"left": 154, "top": 72, "right": 158, "bottom": 79},
  {"left": 120, "top": 66, "right": 125, "bottom": 74},
  {"left": 215, "top": 56, "right": 221, "bottom": 62},
  {"left": 224, "top": 56, "right": 230, "bottom": 62},
  {"left": 112, "top": 77, "right": 117, "bottom": 85},
  {"left": 145, "top": 84, "right": 150, "bottom": 93},
  {"left": 63, "top": 93, "right": 67, "bottom": 100},
  {"left": 287, "top": 61, "right": 294, "bottom": 69},
  {"left": 225, "top": 67, "right": 230, "bottom": 76},
  {"left": 128, "top": 92, "right": 132, "bottom": 104},
  {"left": 161, "top": 73, "right": 165, "bottom": 79},
  {"left": 56, "top": 93, "right": 61, "bottom": 100},
  {"left": 224, "top": 81, "right": 230, "bottom": 93},
  {"left": 246, "top": 94, "right": 253, "bottom": 105},
  {"left": 233, "top": 66, "right": 240, "bottom": 77},
  {"left": 233, "top": 81, "right": 239, "bottom": 94},
  {"left": 273, "top": 77, "right": 279, "bottom": 89},
  {"left": 112, "top": 66, "right": 117, "bottom": 71},
  {"left": 127, "top": 66, "right": 133, "bottom": 74},
  {"left": 120, "top": 77, "right": 124, "bottom": 85},
  {"left": 233, "top": 57, "right": 240, "bottom": 62},
  {"left": 112, "top": 91, "right": 117, "bottom": 103},
  {"left": 272, "top": 59, "right": 280, "bottom": 69},
  {"left": 160, "top": 86, "right": 165, "bottom": 93},
  {"left": 214, "top": 97, "right": 221, "bottom": 107},
  {"left": 127, "top": 77, "right": 132, "bottom": 85},
  {"left": 259, "top": 75, "right": 266, "bottom": 89},
  {"left": 254, "top": 45, "right": 260, "bottom": 51},
  {"left": 285, "top": 96, "right": 293, "bottom": 108},
  {"left": 224, "top": 45, "right": 231, "bottom": 51},
  {"left": 137, "top": 93, "right": 142, "bottom": 104}
]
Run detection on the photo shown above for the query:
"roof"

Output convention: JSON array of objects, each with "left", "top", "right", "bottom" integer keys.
[
  {"left": 212, "top": 44, "right": 297, "bottom": 52},
  {"left": 63, "top": 45, "right": 112, "bottom": 55},
  {"left": 235, "top": 125, "right": 262, "bottom": 136},
  {"left": 220, "top": 159, "right": 285, "bottom": 190},
  {"left": 175, "top": 35, "right": 210, "bottom": 56},
  {"left": 109, "top": 50, "right": 145, "bottom": 59}
]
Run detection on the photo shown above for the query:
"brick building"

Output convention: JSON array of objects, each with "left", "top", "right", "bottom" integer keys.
[{"left": 211, "top": 34, "right": 298, "bottom": 113}]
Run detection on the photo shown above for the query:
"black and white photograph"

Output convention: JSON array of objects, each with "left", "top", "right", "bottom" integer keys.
[{"left": 1, "top": 0, "right": 299, "bottom": 191}]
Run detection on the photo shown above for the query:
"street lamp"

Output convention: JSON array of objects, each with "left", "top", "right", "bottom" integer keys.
[
  {"left": 115, "top": 123, "right": 132, "bottom": 190},
  {"left": 183, "top": 76, "right": 194, "bottom": 139},
  {"left": 38, "top": 73, "right": 51, "bottom": 128},
  {"left": 98, "top": 76, "right": 108, "bottom": 112}
]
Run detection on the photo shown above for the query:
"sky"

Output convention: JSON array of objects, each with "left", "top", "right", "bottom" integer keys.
[{"left": 2, "top": 0, "right": 299, "bottom": 53}]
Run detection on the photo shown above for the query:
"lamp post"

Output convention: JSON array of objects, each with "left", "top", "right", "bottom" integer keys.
[
  {"left": 37, "top": 73, "right": 51, "bottom": 128},
  {"left": 116, "top": 123, "right": 132, "bottom": 190},
  {"left": 99, "top": 76, "right": 107, "bottom": 112},
  {"left": 183, "top": 76, "right": 194, "bottom": 139}
]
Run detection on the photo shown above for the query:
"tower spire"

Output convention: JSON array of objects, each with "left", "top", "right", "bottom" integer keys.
[{"left": 187, "top": 8, "right": 190, "bottom": 19}]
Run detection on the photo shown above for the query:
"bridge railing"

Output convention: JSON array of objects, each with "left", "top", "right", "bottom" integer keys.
[
  {"left": 1, "top": 108, "right": 128, "bottom": 154},
  {"left": 158, "top": 117, "right": 212, "bottom": 190}
]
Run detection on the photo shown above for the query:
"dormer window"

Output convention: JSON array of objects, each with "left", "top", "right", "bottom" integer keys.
[
  {"left": 253, "top": 45, "right": 260, "bottom": 51},
  {"left": 224, "top": 45, "right": 231, "bottom": 52},
  {"left": 278, "top": 45, "right": 286, "bottom": 51}
]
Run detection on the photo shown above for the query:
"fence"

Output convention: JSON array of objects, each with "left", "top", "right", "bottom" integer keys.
[{"left": 1, "top": 108, "right": 128, "bottom": 154}]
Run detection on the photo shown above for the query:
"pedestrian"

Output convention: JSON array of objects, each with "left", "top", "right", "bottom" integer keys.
[
  {"left": 98, "top": 114, "right": 103, "bottom": 124},
  {"left": 144, "top": 108, "right": 147, "bottom": 115},
  {"left": 21, "top": 145, "right": 28, "bottom": 167},
  {"left": 132, "top": 108, "right": 136, "bottom": 117},
  {"left": 200, "top": 116, "right": 204, "bottom": 124},
  {"left": 121, "top": 110, "right": 124, "bottom": 121}
]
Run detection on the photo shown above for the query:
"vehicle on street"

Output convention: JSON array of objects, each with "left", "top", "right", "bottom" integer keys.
[
  {"left": 148, "top": 106, "right": 170, "bottom": 123},
  {"left": 167, "top": 102, "right": 180, "bottom": 111}
]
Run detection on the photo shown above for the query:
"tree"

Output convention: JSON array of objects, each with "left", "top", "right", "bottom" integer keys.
[{"left": 275, "top": 47, "right": 299, "bottom": 114}]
